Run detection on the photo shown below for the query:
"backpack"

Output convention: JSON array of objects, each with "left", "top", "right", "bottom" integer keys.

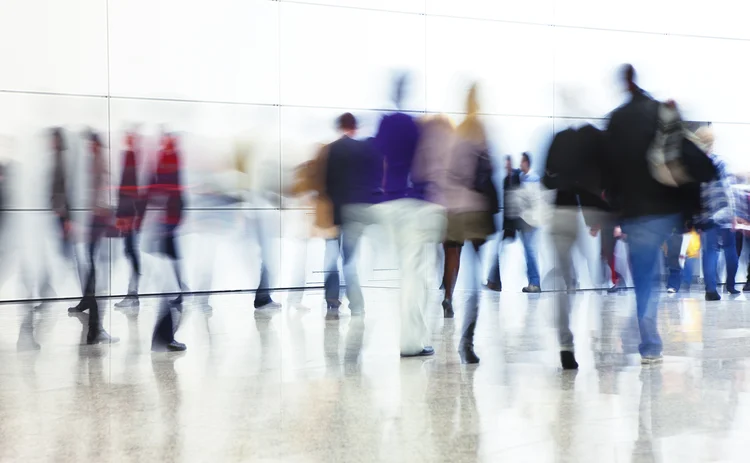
[
  {"left": 473, "top": 150, "right": 500, "bottom": 218},
  {"left": 647, "top": 102, "right": 718, "bottom": 186}
]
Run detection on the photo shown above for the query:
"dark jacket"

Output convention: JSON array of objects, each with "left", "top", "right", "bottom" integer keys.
[
  {"left": 607, "top": 89, "right": 689, "bottom": 219},
  {"left": 324, "top": 135, "right": 380, "bottom": 226}
]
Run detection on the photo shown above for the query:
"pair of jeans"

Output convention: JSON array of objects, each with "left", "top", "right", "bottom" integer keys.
[
  {"left": 375, "top": 199, "right": 447, "bottom": 355},
  {"left": 323, "top": 237, "right": 341, "bottom": 308},
  {"left": 701, "top": 226, "right": 738, "bottom": 292},
  {"left": 341, "top": 204, "right": 379, "bottom": 313},
  {"left": 520, "top": 227, "right": 540, "bottom": 286},
  {"left": 665, "top": 231, "right": 684, "bottom": 291},
  {"left": 622, "top": 214, "right": 681, "bottom": 357}
]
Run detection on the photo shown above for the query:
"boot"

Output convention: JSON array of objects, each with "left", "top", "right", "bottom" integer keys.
[{"left": 458, "top": 321, "right": 480, "bottom": 364}]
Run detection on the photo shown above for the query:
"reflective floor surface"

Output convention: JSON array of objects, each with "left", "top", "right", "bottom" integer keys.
[{"left": 2, "top": 287, "right": 750, "bottom": 462}]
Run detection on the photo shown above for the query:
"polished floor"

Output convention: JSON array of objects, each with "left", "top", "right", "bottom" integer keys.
[{"left": 3, "top": 287, "right": 750, "bottom": 462}]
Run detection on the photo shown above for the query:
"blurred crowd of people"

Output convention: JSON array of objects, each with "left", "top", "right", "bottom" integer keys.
[{"left": 4, "top": 64, "right": 750, "bottom": 372}]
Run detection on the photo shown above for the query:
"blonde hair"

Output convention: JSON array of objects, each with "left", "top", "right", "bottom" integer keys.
[{"left": 456, "top": 83, "right": 486, "bottom": 145}]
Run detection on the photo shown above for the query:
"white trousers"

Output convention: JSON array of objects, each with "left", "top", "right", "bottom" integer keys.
[{"left": 375, "top": 199, "right": 447, "bottom": 355}]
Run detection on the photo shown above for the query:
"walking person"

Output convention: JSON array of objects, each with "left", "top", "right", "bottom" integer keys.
[
  {"left": 371, "top": 74, "right": 447, "bottom": 357},
  {"left": 518, "top": 152, "right": 543, "bottom": 293},
  {"left": 68, "top": 130, "right": 118, "bottom": 344},
  {"left": 484, "top": 156, "right": 522, "bottom": 292},
  {"left": 114, "top": 131, "right": 144, "bottom": 312},
  {"left": 608, "top": 64, "right": 715, "bottom": 364},
  {"left": 420, "top": 85, "right": 496, "bottom": 363},
  {"left": 322, "top": 113, "right": 380, "bottom": 319},
  {"left": 693, "top": 126, "right": 738, "bottom": 300}
]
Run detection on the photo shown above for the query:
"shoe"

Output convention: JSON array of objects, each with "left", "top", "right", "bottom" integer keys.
[
  {"left": 68, "top": 302, "right": 91, "bottom": 313},
  {"left": 170, "top": 295, "right": 183, "bottom": 306},
  {"left": 256, "top": 301, "right": 282, "bottom": 311},
  {"left": 401, "top": 346, "right": 435, "bottom": 358},
  {"left": 289, "top": 303, "right": 311, "bottom": 311},
  {"left": 560, "top": 351, "right": 578, "bottom": 370},
  {"left": 442, "top": 299, "right": 454, "bottom": 318},
  {"left": 115, "top": 295, "right": 140, "bottom": 309},
  {"left": 641, "top": 355, "right": 663, "bottom": 365},
  {"left": 727, "top": 286, "right": 740, "bottom": 295},
  {"left": 166, "top": 340, "right": 187, "bottom": 352},
  {"left": 86, "top": 329, "right": 120, "bottom": 345},
  {"left": 522, "top": 285, "right": 541, "bottom": 293},
  {"left": 350, "top": 309, "right": 365, "bottom": 317},
  {"left": 485, "top": 281, "right": 502, "bottom": 292},
  {"left": 325, "top": 308, "right": 340, "bottom": 321},
  {"left": 607, "top": 284, "right": 621, "bottom": 294},
  {"left": 744, "top": 282, "right": 750, "bottom": 293},
  {"left": 705, "top": 291, "right": 721, "bottom": 301},
  {"left": 459, "top": 343, "right": 480, "bottom": 364},
  {"left": 667, "top": 288, "right": 677, "bottom": 294}
]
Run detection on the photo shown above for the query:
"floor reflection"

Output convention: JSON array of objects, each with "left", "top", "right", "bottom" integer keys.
[{"left": 1, "top": 289, "right": 750, "bottom": 461}]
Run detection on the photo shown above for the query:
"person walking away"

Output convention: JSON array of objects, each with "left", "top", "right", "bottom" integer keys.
[{"left": 693, "top": 126, "right": 738, "bottom": 300}]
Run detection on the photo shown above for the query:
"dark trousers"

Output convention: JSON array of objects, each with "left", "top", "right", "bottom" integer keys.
[
  {"left": 152, "top": 300, "right": 176, "bottom": 348},
  {"left": 124, "top": 231, "right": 141, "bottom": 276},
  {"left": 80, "top": 214, "right": 109, "bottom": 331}
]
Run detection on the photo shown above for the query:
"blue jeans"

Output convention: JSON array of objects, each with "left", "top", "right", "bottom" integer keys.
[
  {"left": 622, "top": 214, "right": 681, "bottom": 357},
  {"left": 520, "top": 228, "right": 540, "bottom": 287},
  {"left": 323, "top": 238, "right": 341, "bottom": 308},
  {"left": 701, "top": 226, "right": 738, "bottom": 293}
]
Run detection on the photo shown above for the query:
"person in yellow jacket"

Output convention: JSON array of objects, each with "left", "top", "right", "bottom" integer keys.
[{"left": 682, "top": 230, "right": 701, "bottom": 292}]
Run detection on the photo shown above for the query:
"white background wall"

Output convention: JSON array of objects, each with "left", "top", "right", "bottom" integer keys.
[{"left": 0, "top": 0, "right": 748, "bottom": 301}]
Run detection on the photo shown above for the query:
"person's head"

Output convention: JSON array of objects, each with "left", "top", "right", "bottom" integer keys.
[
  {"left": 695, "top": 126, "right": 715, "bottom": 155},
  {"left": 337, "top": 112, "right": 357, "bottom": 137},
  {"left": 621, "top": 63, "right": 638, "bottom": 94},
  {"left": 520, "top": 152, "right": 531, "bottom": 173},
  {"left": 50, "top": 127, "right": 65, "bottom": 152},
  {"left": 87, "top": 130, "right": 102, "bottom": 155},
  {"left": 504, "top": 155, "right": 512, "bottom": 174},
  {"left": 392, "top": 73, "right": 409, "bottom": 110}
]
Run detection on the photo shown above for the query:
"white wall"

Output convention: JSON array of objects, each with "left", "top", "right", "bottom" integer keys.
[{"left": 0, "top": 0, "right": 748, "bottom": 300}]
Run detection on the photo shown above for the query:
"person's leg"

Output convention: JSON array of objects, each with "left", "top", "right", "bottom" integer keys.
[
  {"left": 124, "top": 231, "right": 141, "bottom": 293},
  {"left": 485, "top": 232, "right": 502, "bottom": 290},
  {"left": 682, "top": 258, "right": 695, "bottom": 287},
  {"left": 551, "top": 209, "right": 579, "bottom": 369},
  {"left": 249, "top": 209, "right": 276, "bottom": 309},
  {"left": 702, "top": 227, "right": 720, "bottom": 298},
  {"left": 342, "top": 205, "right": 370, "bottom": 315},
  {"left": 394, "top": 199, "right": 446, "bottom": 356},
  {"left": 322, "top": 237, "right": 341, "bottom": 314},
  {"left": 459, "top": 239, "right": 484, "bottom": 364},
  {"left": 441, "top": 241, "right": 462, "bottom": 317},
  {"left": 721, "top": 228, "right": 739, "bottom": 293},
  {"left": 623, "top": 215, "right": 678, "bottom": 359},
  {"left": 152, "top": 298, "right": 186, "bottom": 351},
  {"left": 521, "top": 228, "right": 541, "bottom": 289}
]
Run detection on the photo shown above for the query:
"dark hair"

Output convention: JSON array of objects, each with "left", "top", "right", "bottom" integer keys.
[
  {"left": 504, "top": 155, "right": 512, "bottom": 162},
  {"left": 337, "top": 112, "right": 357, "bottom": 131},
  {"left": 521, "top": 152, "right": 531, "bottom": 166},
  {"left": 621, "top": 63, "right": 636, "bottom": 85},
  {"left": 50, "top": 127, "right": 66, "bottom": 151}
]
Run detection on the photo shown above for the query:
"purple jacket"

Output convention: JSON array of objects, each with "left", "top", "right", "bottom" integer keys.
[{"left": 373, "top": 112, "right": 422, "bottom": 201}]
